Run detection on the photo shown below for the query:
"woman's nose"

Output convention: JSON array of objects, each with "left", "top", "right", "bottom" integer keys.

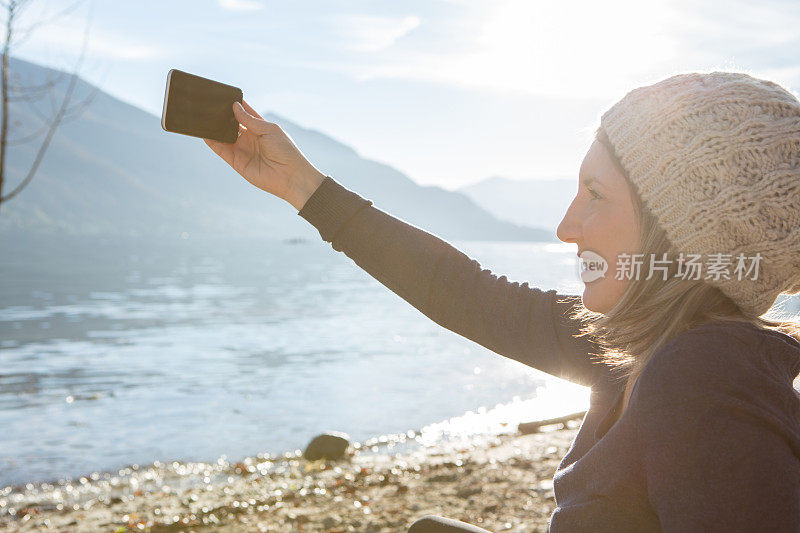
[{"left": 556, "top": 197, "right": 581, "bottom": 244}]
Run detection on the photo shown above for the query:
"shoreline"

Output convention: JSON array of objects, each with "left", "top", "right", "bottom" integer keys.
[{"left": 1, "top": 420, "right": 581, "bottom": 532}]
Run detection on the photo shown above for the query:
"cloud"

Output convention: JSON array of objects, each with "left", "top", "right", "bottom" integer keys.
[
  {"left": 218, "top": 0, "right": 264, "bottom": 12},
  {"left": 335, "top": 14, "right": 421, "bottom": 53},
  {"left": 18, "top": 25, "right": 159, "bottom": 62},
  {"left": 329, "top": 0, "right": 800, "bottom": 100},
  {"left": 334, "top": 0, "right": 679, "bottom": 100}
]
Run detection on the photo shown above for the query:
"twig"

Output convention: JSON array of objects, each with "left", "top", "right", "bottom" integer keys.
[
  {"left": 1, "top": 0, "right": 92, "bottom": 204},
  {"left": 517, "top": 411, "right": 587, "bottom": 435}
]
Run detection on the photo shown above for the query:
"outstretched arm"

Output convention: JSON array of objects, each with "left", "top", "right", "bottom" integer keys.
[
  {"left": 296, "top": 175, "right": 607, "bottom": 388},
  {"left": 205, "top": 102, "right": 608, "bottom": 388}
]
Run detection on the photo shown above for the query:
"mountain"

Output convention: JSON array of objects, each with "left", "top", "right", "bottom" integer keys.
[
  {"left": 457, "top": 176, "right": 576, "bottom": 233},
  {"left": 0, "top": 58, "right": 553, "bottom": 242}
]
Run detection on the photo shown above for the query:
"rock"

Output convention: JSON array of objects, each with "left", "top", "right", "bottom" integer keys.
[
  {"left": 430, "top": 472, "right": 458, "bottom": 482},
  {"left": 322, "top": 515, "right": 341, "bottom": 529},
  {"left": 364, "top": 521, "right": 381, "bottom": 533},
  {"left": 303, "top": 432, "right": 351, "bottom": 461},
  {"left": 456, "top": 485, "right": 482, "bottom": 498}
]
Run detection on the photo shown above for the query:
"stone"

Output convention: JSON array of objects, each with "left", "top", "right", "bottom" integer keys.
[
  {"left": 322, "top": 515, "right": 340, "bottom": 529},
  {"left": 303, "top": 432, "right": 351, "bottom": 461}
]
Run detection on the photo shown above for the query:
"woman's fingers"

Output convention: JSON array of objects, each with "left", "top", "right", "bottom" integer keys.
[
  {"left": 241, "top": 99, "right": 263, "bottom": 120},
  {"left": 233, "top": 101, "right": 275, "bottom": 135}
]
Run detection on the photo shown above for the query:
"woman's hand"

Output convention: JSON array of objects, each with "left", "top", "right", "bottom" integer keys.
[{"left": 204, "top": 101, "right": 326, "bottom": 211}]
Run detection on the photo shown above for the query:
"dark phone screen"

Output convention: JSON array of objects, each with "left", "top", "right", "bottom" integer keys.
[{"left": 162, "top": 70, "right": 242, "bottom": 144}]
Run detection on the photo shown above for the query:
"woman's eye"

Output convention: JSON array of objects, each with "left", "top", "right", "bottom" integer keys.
[{"left": 587, "top": 187, "right": 601, "bottom": 200}]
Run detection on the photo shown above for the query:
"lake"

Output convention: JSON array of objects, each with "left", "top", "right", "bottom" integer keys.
[{"left": 3, "top": 232, "right": 793, "bottom": 488}]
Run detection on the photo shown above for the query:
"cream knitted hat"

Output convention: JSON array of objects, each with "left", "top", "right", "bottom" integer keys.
[{"left": 600, "top": 71, "right": 800, "bottom": 318}]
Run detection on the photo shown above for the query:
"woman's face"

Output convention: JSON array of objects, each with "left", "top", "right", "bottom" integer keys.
[{"left": 556, "top": 140, "right": 641, "bottom": 314}]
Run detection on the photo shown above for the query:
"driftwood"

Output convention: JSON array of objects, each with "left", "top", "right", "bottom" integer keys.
[{"left": 517, "top": 411, "right": 587, "bottom": 435}]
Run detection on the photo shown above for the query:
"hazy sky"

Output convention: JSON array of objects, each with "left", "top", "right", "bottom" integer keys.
[{"left": 11, "top": 0, "right": 800, "bottom": 189}]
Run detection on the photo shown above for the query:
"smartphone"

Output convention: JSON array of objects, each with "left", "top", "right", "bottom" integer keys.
[{"left": 161, "top": 69, "right": 243, "bottom": 143}]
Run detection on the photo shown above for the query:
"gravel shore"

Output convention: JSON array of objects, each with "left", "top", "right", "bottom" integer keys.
[{"left": 1, "top": 423, "right": 581, "bottom": 532}]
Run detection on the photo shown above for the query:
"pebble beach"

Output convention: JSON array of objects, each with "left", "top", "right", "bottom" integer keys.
[{"left": 0, "top": 421, "right": 582, "bottom": 532}]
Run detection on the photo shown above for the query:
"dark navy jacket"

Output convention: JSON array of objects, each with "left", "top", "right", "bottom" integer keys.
[{"left": 298, "top": 175, "right": 800, "bottom": 532}]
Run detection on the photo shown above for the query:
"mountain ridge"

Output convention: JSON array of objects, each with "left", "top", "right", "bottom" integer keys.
[
  {"left": 1, "top": 57, "right": 553, "bottom": 243},
  {"left": 457, "top": 175, "right": 576, "bottom": 233}
]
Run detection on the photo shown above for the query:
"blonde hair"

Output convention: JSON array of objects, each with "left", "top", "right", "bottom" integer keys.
[{"left": 567, "top": 126, "right": 800, "bottom": 389}]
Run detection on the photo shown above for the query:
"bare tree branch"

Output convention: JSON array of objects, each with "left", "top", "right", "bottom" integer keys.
[
  {"left": 21, "top": 91, "right": 52, "bottom": 123},
  {"left": 1, "top": 59, "right": 80, "bottom": 203},
  {"left": 7, "top": 70, "right": 66, "bottom": 99},
  {"left": 0, "top": 0, "right": 18, "bottom": 208},
  {"left": 0, "top": 0, "right": 93, "bottom": 207},
  {"left": 61, "top": 81, "right": 99, "bottom": 120},
  {"left": 10, "top": 0, "right": 84, "bottom": 47},
  {"left": 6, "top": 122, "right": 47, "bottom": 145},
  {"left": 6, "top": 67, "right": 96, "bottom": 144}
]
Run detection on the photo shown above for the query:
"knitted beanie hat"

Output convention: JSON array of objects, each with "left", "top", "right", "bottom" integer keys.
[{"left": 600, "top": 71, "right": 800, "bottom": 318}]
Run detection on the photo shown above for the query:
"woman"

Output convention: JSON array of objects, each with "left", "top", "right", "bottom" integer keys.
[{"left": 204, "top": 71, "right": 800, "bottom": 532}]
